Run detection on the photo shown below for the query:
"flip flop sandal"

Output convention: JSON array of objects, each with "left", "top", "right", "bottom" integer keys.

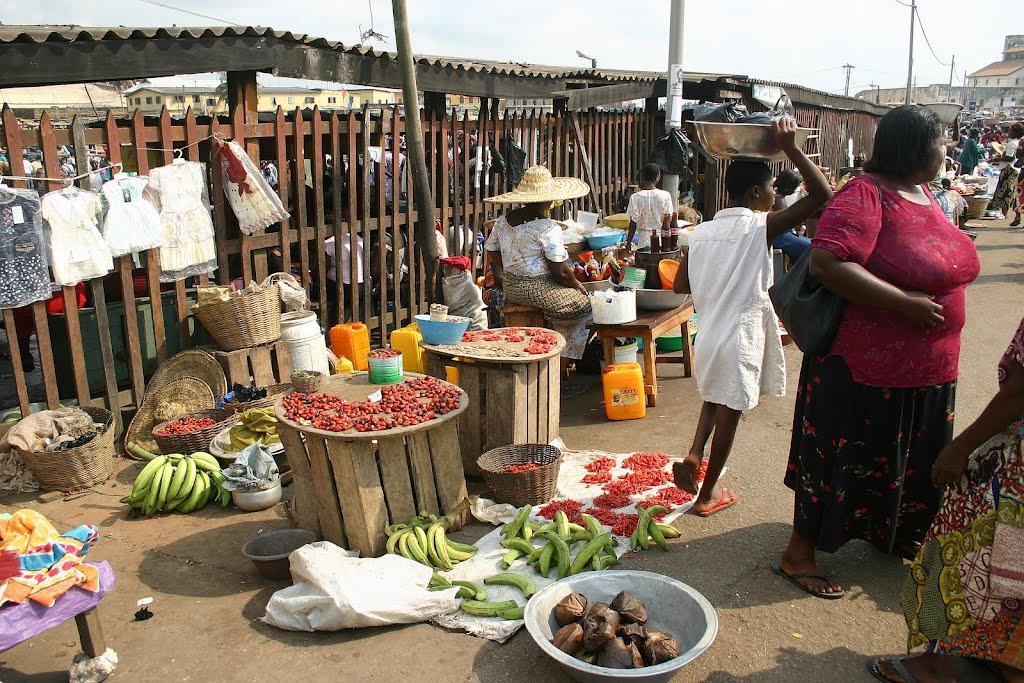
[
  {"left": 692, "top": 489, "right": 737, "bottom": 517},
  {"left": 771, "top": 560, "right": 845, "bottom": 600},
  {"left": 672, "top": 461, "right": 699, "bottom": 495},
  {"left": 867, "top": 657, "right": 920, "bottom": 683}
]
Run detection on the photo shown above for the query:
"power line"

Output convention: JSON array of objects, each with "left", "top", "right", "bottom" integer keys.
[
  {"left": 134, "top": 0, "right": 236, "bottom": 25},
  {"left": 914, "top": 7, "right": 951, "bottom": 67}
]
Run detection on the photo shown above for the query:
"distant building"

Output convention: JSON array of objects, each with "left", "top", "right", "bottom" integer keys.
[{"left": 0, "top": 83, "right": 125, "bottom": 119}]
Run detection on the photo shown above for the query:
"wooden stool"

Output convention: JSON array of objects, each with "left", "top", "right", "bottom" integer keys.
[
  {"left": 502, "top": 304, "right": 546, "bottom": 328},
  {"left": 206, "top": 341, "right": 294, "bottom": 387},
  {"left": 592, "top": 299, "right": 695, "bottom": 407}
]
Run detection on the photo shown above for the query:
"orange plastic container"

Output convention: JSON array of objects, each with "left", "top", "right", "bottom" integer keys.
[
  {"left": 445, "top": 366, "right": 459, "bottom": 386},
  {"left": 601, "top": 362, "right": 646, "bottom": 420},
  {"left": 330, "top": 322, "right": 370, "bottom": 371},
  {"left": 390, "top": 324, "right": 425, "bottom": 374}
]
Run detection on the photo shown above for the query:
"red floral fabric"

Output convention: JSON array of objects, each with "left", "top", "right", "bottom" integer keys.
[{"left": 812, "top": 176, "right": 980, "bottom": 388}]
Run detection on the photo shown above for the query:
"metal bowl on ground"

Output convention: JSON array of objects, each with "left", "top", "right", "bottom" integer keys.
[
  {"left": 692, "top": 122, "right": 813, "bottom": 161},
  {"left": 524, "top": 570, "right": 717, "bottom": 683},
  {"left": 232, "top": 480, "right": 283, "bottom": 512},
  {"left": 635, "top": 288, "right": 687, "bottom": 311},
  {"left": 241, "top": 528, "right": 316, "bottom": 580}
]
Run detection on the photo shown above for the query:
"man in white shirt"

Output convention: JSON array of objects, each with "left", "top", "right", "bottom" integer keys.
[{"left": 625, "top": 164, "right": 674, "bottom": 250}]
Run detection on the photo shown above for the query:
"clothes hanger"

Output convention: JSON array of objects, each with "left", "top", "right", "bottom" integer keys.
[{"left": 172, "top": 149, "right": 186, "bottom": 165}]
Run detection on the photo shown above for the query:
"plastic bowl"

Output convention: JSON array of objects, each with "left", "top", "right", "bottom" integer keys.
[
  {"left": 241, "top": 528, "right": 316, "bottom": 580},
  {"left": 657, "top": 260, "right": 679, "bottom": 290},
  {"left": 524, "top": 570, "right": 718, "bottom": 683},
  {"left": 656, "top": 334, "right": 683, "bottom": 352},
  {"left": 414, "top": 314, "right": 472, "bottom": 345},
  {"left": 603, "top": 213, "right": 630, "bottom": 230},
  {"left": 232, "top": 480, "right": 283, "bottom": 512},
  {"left": 587, "top": 231, "right": 626, "bottom": 250}
]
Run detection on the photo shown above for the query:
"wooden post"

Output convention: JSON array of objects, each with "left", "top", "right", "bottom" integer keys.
[
  {"left": 568, "top": 111, "right": 602, "bottom": 212},
  {"left": 227, "top": 70, "right": 267, "bottom": 281},
  {"left": 391, "top": 0, "right": 439, "bottom": 301}
]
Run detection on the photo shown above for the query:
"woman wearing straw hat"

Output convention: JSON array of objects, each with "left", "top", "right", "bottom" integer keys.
[{"left": 484, "top": 166, "right": 592, "bottom": 396}]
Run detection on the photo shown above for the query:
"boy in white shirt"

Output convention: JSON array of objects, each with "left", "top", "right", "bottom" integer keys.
[{"left": 626, "top": 164, "right": 675, "bottom": 250}]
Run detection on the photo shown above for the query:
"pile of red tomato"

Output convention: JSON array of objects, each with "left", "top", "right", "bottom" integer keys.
[{"left": 282, "top": 376, "right": 462, "bottom": 433}]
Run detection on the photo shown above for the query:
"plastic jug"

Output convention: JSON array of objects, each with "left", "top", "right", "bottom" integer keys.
[
  {"left": 602, "top": 362, "right": 646, "bottom": 421},
  {"left": 445, "top": 366, "right": 459, "bottom": 386},
  {"left": 330, "top": 322, "right": 370, "bottom": 371},
  {"left": 390, "top": 324, "right": 425, "bottom": 374},
  {"left": 333, "top": 356, "right": 355, "bottom": 374}
]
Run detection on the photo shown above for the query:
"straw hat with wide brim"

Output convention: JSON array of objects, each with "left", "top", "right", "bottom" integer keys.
[
  {"left": 124, "top": 377, "right": 215, "bottom": 456},
  {"left": 147, "top": 349, "right": 227, "bottom": 398},
  {"left": 484, "top": 165, "right": 590, "bottom": 204}
]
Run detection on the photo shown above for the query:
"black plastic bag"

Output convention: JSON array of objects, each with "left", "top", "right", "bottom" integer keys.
[
  {"left": 488, "top": 143, "right": 505, "bottom": 176},
  {"left": 651, "top": 129, "right": 694, "bottom": 176},
  {"left": 737, "top": 112, "right": 777, "bottom": 125},
  {"left": 499, "top": 132, "right": 527, "bottom": 187},
  {"left": 692, "top": 102, "right": 748, "bottom": 123}
]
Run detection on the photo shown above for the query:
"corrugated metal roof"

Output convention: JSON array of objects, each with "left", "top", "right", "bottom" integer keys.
[{"left": 969, "top": 59, "right": 1024, "bottom": 78}]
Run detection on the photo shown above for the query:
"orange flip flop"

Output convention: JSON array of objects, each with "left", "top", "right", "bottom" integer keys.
[{"left": 693, "top": 488, "right": 737, "bottom": 517}]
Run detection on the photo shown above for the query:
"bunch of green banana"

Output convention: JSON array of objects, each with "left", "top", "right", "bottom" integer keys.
[
  {"left": 386, "top": 509, "right": 478, "bottom": 570},
  {"left": 499, "top": 506, "right": 619, "bottom": 577},
  {"left": 120, "top": 450, "right": 229, "bottom": 515},
  {"left": 229, "top": 407, "right": 280, "bottom": 450},
  {"left": 427, "top": 574, "right": 487, "bottom": 600},
  {"left": 629, "top": 504, "right": 681, "bottom": 551},
  {"left": 459, "top": 599, "right": 524, "bottom": 620}
]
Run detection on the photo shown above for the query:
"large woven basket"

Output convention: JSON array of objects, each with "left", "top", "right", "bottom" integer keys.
[
  {"left": 193, "top": 284, "right": 281, "bottom": 351},
  {"left": 17, "top": 406, "right": 115, "bottom": 492},
  {"left": 224, "top": 383, "right": 291, "bottom": 414},
  {"left": 153, "top": 409, "right": 235, "bottom": 454},
  {"left": 477, "top": 444, "right": 561, "bottom": 506},
  {"left": 965, "top": 195, "right": 990, "bottom": 219}
]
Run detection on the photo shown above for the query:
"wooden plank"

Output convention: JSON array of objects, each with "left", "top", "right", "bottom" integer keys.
[
  {"left": 182, "top": 108, "right": 210, "bottom": 285},
  {"left": 249, "top": 345, "right": 275, "bottom": 386},
  {"left": 274, "top": 106, "right": 291, "bottom": 282},
  {"left": 206, "top": 116, "right": 231, "bottom": 285},
  {"left": 511, "top": 366, "right": 529, "bottom": 445},
  {"left": 346, "top": 110, "right": 360, "bottom": 322},
  {"left": 427, "top": 420, "right": 470, "bottom": 529},
  {"left": 388, "top": 107, "right": 402, "bottom": 329},
  {"left": 311, "top": 107, "right": 328, "bottom": 330},
  {"left": 375, "top": 437, "right": 417, "bottom": 524},
  {"left": 485, "top": 368, "right": 516, "bottom": 452},
  {"left": 547, "top": 355, "right": 560, "bottom": 442},
  {"left": 305, "top": 436, "right": 347, "bottom": 547},
  {"left": 439, "top": 112, "right": 451, "bottom": 259},
  {"left": 272, "top": 340, "right": 294, "bottom": 381},
  {"left": 424, "top": 351, "right": 446, "bottom": 380},
  {"left": 569, "top": 111, "right": 601, "bottom": 214},
  {"left": 74, "top": 608, "right": 106, "bottom": 659},
  {"left": 131, "top": 109, "right": 168, "bottom": 365},
  {"left": 460, "top": 113, "right": 472, "bottom": 261},
  {"left": 104, "top": 112, "right": 145, "bottom": 405},
  {"left": 1, "top": 310, "right": 30, "bottom": 417},
  {"left": 293, "top": 107, "right": 310, "bottom": 302},
  {"left": 360, "top": 105, "right": 373, "bottom": 324},
  {"left": 406, "top": 431, "right": 440, "bottom": 516},
  {"left": 525, "top": 361, "right": 539, "bottom": 444},
  {"left": 328, "top": 438, "right": 388, "bottom": 556},
  {"left": 551, "top": 82, "right": 660, "bottom": 110},
  {"left": 457, "top": 363, "right": 482, "bottom": 473},
  {"left": 159, "top": 107, "right": 192, "bottom": 348},
  {"left": 376, "top": 109, "right": 389, "bottom": 333},
  {"left": 39, "top": 111, "right": 91, "bottom": 407},
  {"left": 331, "top": 113, "right": 345, "bottom": 324},
  {"left": 536, "top": 358, "right": 548, "bottom": 444},
  {"left": 276, "top": 423, "right": 321, "bottom": 535}
]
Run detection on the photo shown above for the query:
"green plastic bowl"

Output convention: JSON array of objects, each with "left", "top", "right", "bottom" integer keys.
[{"left": 657, "top": 334, "right": 684, "bottom": 352}]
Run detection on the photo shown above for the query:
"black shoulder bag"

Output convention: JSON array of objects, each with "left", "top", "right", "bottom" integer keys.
[{"left": 767, "top": 179, "right": 882, "bottom": 355}]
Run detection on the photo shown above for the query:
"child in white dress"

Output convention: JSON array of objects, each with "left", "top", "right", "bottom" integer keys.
[{"left": 672, "top": 118, "right": 833, "bottom": 516}]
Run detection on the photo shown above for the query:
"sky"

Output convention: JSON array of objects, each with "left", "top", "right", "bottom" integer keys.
[{"left": 3, "top": 0, "right": 1016, "bottom": 98}]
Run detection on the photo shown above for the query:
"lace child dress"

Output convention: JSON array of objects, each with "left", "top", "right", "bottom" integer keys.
[
  {"left": 40, "top": 187, "right": 114, "bottom": 286},
  {"left": 214, "top": 140, "right": 288, "bottom": 235},
  {"left": 146, "top": 161, "right": 217, "bottom": 282},
  {"left": 101, "top": 175, "right": 163, "bottom": 257},
  {"left": 0, "top": 187, "right": 51, "bottom": 308}
]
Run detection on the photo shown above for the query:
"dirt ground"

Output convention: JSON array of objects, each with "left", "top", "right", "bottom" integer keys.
[{"left": 1, "top": 219, "right": 1021, "bottom": 683}]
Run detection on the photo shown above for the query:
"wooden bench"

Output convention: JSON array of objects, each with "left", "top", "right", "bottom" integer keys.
[
  {"left": 591, "top": 299, "right": 695, "bottom": 407},
  {"left": 502, "top": 304, "right": 546, "bottom": 328},
  {"left": 205, "top": 341, "right": 294, "bottom": 387}
]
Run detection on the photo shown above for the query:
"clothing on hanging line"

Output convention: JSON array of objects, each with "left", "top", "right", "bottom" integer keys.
[{"left": 0, "top": 162, "right": 124, "bottom": 185}]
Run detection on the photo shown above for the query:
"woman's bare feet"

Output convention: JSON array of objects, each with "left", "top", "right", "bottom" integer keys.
[{"left": 778, "top": 530, "right": 843, "bottom": 596}]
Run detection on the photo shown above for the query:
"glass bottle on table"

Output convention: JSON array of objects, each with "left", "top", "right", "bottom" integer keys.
[{"left": 649, "top": 224, "right": 661, "bottom": 253}]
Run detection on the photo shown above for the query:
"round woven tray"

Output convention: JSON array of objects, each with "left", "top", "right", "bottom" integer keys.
[
  {"left": 193, "top": 284, "right": 281, "bottom": 352},
  {"left": 291, "top": 372, "right": 323, "bottom": 393},
  {"left": 224, "top": 383, "right": 291, "bottom": 414},
  {"left": 477, "top": 444, "right": 561, "bottom": 506},
  {"left": 153, "top": 409, "right": 236, "bottom": 454},
  {"left": 17, "top": 406, "right": 115, "bottom": 492}
]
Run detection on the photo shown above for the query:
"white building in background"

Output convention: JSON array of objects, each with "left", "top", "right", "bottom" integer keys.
[{"left": 965, "top": 35, "right": 1024, "bottom": 114}]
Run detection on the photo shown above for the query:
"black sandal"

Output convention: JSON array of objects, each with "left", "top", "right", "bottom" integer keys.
[{"left": 771, "top": 560, "right": 845, "bottom": 600}]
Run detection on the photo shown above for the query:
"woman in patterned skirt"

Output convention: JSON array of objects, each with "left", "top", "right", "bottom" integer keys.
[{"left": 870, "top": 317, "right": 1024, "bottom": 682}]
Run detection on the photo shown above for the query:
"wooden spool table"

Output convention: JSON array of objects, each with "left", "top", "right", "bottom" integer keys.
[
  {"left": 274, "top": 372, "right": 470, "bottom": 558},
  {"left": 420, "top": 329, "right": 565, "bottom": 477}
]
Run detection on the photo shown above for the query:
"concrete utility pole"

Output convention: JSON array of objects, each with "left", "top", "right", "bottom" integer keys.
[
  {"left": 842, "top": 64, "right": 855, "bottom": 97},
  {"left": 391, "top": 0, "right": 438, "bottom": 298},
  {"left": 663, "top": 0, "right": 685, "bottom": 211},
  {"left": 905, "top": 0, "right": 916, "bottom": 104},
  {"left": 947, "top": 55, "right": 956, "bottom": 102}
]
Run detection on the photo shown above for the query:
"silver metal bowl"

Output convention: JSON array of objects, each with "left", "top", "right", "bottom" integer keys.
[
  {"left": 692, "top": 122, "right": 813, "bottom": 161},
  {"left": 635, "top": 288, "right": 687, "bottom": 311},
  {"left": 524, "top": 570, "right": 718, "bottom": 683},
  {"left": 921, "top": 102, "right": 964, "bottom": 126}
]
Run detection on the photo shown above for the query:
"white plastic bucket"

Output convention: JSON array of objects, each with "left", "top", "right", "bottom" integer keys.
[
  {"left": 279, "top": 310, "right": 329, "bottom": 375},
  {"left": 614, "top": 342, "right": 638, "bottom": 365},
  {"left": 589, "top": 288, "right": 637, "bottom": 325}
]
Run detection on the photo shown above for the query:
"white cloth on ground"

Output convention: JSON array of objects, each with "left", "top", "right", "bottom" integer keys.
[
  {"left": 100, "top": 176, "right": 163, "bottom": 257},
  {"left": 687, "top": 207, "right": 785, "bottom": 411},
  {"left": 484, "top": 215, "right": 568, "bottom": 277}
]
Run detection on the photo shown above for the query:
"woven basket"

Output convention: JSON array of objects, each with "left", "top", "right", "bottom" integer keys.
[
  {"left": 153, "top": 409, "right": 235, "bottom": 454},
  {"left": 224, "top": 383, "right": 291, "bottom": 414},
  {"left": 17, "top": 406, "right": 115, "bottom": 492},
  {"left": 965, "top": 196, "right": 990, "bottom": 219},
  {"left": 291, "top": 371, "right": 323, "bottom": 393},
  {"left": 193, "top": 284, "right": 281, "bottom": 352},
  {"left": 478, "top": 444, "right": 561, "bottom": 506}
]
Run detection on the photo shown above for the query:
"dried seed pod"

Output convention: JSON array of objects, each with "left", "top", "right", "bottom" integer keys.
[
  {"left": 596, "top": 638, "right": 636, "bottom": 669},
  {"left": 610, "top": 591, "right": 648, "bottom": 625},
  {"left": 576, "top": 652, "right": 598, "bottom": 665},
  {"left": 627, "top": 640, "right": 645, "bottom": 668},
  {"left": 583, "top": 619, "right": 617, "bottom": 653},
  {"left": 640, "top": 630, "right": 681, "bottom": 666},
  {"left": 585, "top": 602, "right": 612, "bottom": 622},
  {"left": 552, "top": 623, "right": 584, "bottom": 657},
  {"left": 619, "top": 622, "right": 648, "bottom": 645},
  {"left": 554, "top": 592, "right": 588, "bottom": 626}
]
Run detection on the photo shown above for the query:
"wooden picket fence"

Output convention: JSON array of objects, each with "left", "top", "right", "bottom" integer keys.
[{"left": 0, "top": 103, "right": 660, "bottom": 426}]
